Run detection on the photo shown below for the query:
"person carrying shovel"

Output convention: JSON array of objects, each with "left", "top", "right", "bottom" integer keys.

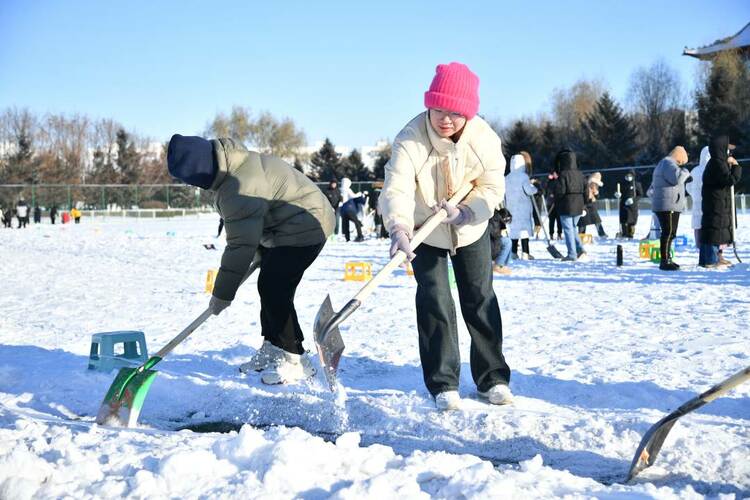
[
  {"left": 167, "top": 135, "right": 335, "bottom": 384},
  {"left": 378, "top": 62, "right": 512, "bottom": 411}
]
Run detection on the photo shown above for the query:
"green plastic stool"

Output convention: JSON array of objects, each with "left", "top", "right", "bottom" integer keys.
[
  {"left": 88, "top": 331, "right": 148, "bottom": 373},
  {"left": 649, "top": 247, "right": 674, "bottom": 264}
]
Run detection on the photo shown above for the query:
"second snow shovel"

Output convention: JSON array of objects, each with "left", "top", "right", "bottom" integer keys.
[
  {"left": 95, "top": 260, "right": 260, "bottom": 427},
  {"left": 314, "top": 182, "right": 475, "bottom": 390},
  {"left": 626, "top": 364, "right": 750, "bottom": 482},
  {"left": 730, "top": 185, "right": 742, "bottom": 264},
  {"left": 530, "top": 194, "right": 563, "bottom": 259}
]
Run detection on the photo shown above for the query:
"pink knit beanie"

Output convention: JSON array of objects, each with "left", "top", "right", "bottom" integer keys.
[{"left": 424, "top": 62, "right": 480, "bottom": 119}]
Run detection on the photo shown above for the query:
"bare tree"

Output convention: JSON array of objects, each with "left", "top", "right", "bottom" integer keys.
[
  {"left": 250, "top": 112, "right": 306, "bottom": 160},
  {"left": 204, "top": 105, "right": 254, "bottom": 144},
  {"left": 0, "top": 107, "right": 37, "bottom": 183},
  {"left": 628, "top": 59, "right": 684, "bottom": 162},
  {"left": 551, "top": 79, "right": 606, "bottom": 144}
]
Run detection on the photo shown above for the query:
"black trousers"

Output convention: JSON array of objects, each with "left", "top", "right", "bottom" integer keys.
[
  {"left": 655, "top": 211, "right": 679, "bottom": 264},
  {"left": 411, "top": 228, "right": 511, "bottom": 396},
  {"left": 341, "top": 212, "right": 363, "bottom": 241},
  {"left": 511, "top": 238, "right": 530, "bottom": 255},
  {"left": 257, "top": 243, "right": 324, "bottom": 354},
  {"left": 548, "top": 206, "right": 561, "bottom": 237}
]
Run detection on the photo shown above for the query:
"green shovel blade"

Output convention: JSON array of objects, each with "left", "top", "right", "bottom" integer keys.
[{"left": 95, "top": 363, "right": 159, "bottom": 427}]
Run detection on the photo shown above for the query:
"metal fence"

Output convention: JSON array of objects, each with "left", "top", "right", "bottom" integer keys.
[{"left": 0, "top": 184, "right": 215, "bottom": 211}]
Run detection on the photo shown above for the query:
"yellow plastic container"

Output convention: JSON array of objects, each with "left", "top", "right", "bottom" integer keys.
[
  {"left": 205, "top": 269, "right": 218, "bottom": 293},
  {"left": 344, "top": 262, "right": 372, "bottom": 281}
]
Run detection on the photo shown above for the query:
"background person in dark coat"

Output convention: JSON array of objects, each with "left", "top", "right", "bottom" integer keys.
[
  {"left": 700, "top": 135, "right": 742, "bottom": 267},
  {"left": 340, "top": 193, "right": 367, "bottom": 242},
  {"left": 2, "top": 207, "right": 12, "bottom": 228},
  {"left": 616, "top": 169, "right": 643, "bottom": 238},
  {"left": 49, "top": 205, "right": 58, "bottom": 224},
  {"left": 552, "top": 149, "right": 587, "bottom": 261},
  {"left": 324, "top": 179, "right": 342, "bottom": 235},
  {"left": 33, "top": 205, "right": 41, "bottom": 224}
]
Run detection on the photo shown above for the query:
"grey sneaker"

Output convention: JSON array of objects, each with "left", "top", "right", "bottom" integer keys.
[
  {"left": 239, "top": 341, "right": 284, "bottom": 374},
  {"left": 478, "top": 384, "right": 514, "bottom": 405},
  {"left": 260, "top": 351, "right": 316, "bottom": 385}
]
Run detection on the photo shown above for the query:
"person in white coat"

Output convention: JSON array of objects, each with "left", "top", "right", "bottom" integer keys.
[
  {"left": 504, "top": 153, "right": 538, "bottom": 259},
  {"left": 379, "top": 62, "right": 512, "bottom": 411},
  {"left": 686, "top": 146, "right": 710, "bottom": 247},
  {"left": 340, "top": 177, "right": 361, "bottom": 205}
]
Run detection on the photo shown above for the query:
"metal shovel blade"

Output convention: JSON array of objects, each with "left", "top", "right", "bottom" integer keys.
[
  {"left": 95, "top": 364, "right": 159, "bottom": 427},
  {"left": 313, "top": 294, "right": 345, "bottom": 390}
]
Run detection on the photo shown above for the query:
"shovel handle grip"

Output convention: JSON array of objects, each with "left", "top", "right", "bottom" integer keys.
[{"left": 352, "top": 182, "right": 474, "bottom": 303}]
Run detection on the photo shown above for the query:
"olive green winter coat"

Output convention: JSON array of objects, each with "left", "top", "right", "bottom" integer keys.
[{"left": 210, "top": 138, "right": 335, "bottom": 300}]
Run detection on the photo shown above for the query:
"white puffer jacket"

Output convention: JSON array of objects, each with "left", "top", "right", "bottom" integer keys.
[
  {"left": 504, "top": 155, "right": 538, "bottom": 239},
  {"left": 686, "top": 146, "right": 710, "bottom": 230},
  {"left": 379, "top": 112, "right": 506, "bottom": 252}
]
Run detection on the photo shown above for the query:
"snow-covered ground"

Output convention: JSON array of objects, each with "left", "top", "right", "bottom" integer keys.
[{"left": 1, "top": 211, "right": 748, "bottom": 499}]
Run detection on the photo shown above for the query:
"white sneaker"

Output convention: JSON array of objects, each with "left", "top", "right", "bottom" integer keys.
[
  {"left": 434, "top": 390, "right": 462, "bottom": 411},
  {"left": 478, "top": 384, "right": 514, "bottom": 405},
  {"left": 239, "top": 341, "right": 284, "bottom": 373},
  {"left": 260, "top": 350, "right": 316, "bottom": 385}
]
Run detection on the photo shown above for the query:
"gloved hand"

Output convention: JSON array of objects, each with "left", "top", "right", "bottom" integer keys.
[
  {"left": 435, "top": 199, "right": 471, "bottom": 226},
  {"left": 614, "top": 192, "right": 622, "bottom": 199},
  {"left": 581, "top": 209, "right": 587, "bottom": 217},
  {"left": 389, "top": 224, "right": 416, "bottom": 261},
  {"left": 625, "top": 197, "right": 634, "bottom": 206},
  {"left": 209, "top": 295, "right": 231, "bottom": 316}
]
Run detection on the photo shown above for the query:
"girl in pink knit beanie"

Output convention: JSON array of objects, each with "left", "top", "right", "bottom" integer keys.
[
  {"left": 379, "top": 62, "right": 513, "bottom": 411},
  {"left": 424, "top": 62, "right": 480, "bottom": 139}
]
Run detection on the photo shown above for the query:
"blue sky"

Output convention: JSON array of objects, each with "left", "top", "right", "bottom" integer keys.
[{"left": 1, "top": 1, "right": 748, "bottom": 149}]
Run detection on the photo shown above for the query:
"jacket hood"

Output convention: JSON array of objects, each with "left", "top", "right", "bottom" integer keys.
[
  {"left": 167, "top": 134, "right": 218, "bottom": 189},
  {"left": 509, "top": 154, "right": 526, "bottom": 173},
  {"left": 708, "top": 135, "right": 729, "bottom": 162},
  {"left": 555, "top": 150, "right": 577, "bottom": 172},
  {"left": 699, "top": 146, "right": 711, "bottom": 168},
  {"left": 341, "top": 178, "right": 352, "bottom": 190}
]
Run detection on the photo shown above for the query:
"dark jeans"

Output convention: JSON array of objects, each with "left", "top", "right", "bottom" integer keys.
[
  {"left": 654, "top": 211, "right": 679, "bottom": 264},
  {"left": 411, "top": 228, "right": 511, "bottom": 396},
  {"left": 342, "top": 212, "right": 363, "bottom": 241},
  {"left": 699, "top": 242, "right": 719, "bottom": 266},
  {"left": 257, "top": 243, "right": 324, "bottom": 354}
]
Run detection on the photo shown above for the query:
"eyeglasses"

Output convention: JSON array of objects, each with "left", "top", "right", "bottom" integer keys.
[{"left": 430, "top": 109, "right": 466, "bottom": 121}]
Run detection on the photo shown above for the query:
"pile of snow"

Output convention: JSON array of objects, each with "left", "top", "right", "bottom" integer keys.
[{"left": 0, "top": 212, "right": 748, "bottom": 498}]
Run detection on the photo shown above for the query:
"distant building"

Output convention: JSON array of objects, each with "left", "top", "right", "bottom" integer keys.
[{"left": 683, "top": 22, "right": 750, "bottom": 61}]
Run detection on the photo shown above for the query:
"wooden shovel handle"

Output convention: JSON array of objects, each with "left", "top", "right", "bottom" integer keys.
[{"left": 352, "top": 182, "right": 475, "bottom": 303}]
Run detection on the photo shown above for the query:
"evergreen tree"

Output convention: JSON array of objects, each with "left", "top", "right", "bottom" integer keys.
[
  {"left": 309, "top": 138, "right": 342, "bottom": 181},
  {"left": 341, "top": 149, "right": 370, "bottom": 181},
  {"left": 696, "top": 51, "right": 750, "bottom": 146},
  {"left": 371, "top": 143, "right": 391, "bottom": 180},
  {"left": 116, "top": 128, "right": 140, "bottom": 183},
  {"left": 504, "top": 120, "right": 539, "bottom": 159},
  {"left": 537, "top": 121, "right": 559, "bottom": 174},
  {"left": 292, "top": 156, "right": 305, "bottom": 174},
  {"left": 580, "top": 92, "right": 638, "bottom": 168}
]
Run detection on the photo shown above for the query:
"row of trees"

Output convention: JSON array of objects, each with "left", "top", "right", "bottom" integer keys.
[
  {"left": 0, "top": 110, "right": 169, "bottom": 186},
  {"left": 1, "top": 52, "right": 748, "bottom": 189},
  {"left": 496, "top": 52, "right": 750, "bottom": 178}
]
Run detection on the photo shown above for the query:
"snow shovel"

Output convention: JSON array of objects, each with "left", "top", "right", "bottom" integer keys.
[
  {"left": 730, "top": 185, "right": 742, "bottom": 263},
  {"left": 626, "top": 364, "right": 750, "bottom": 482},
  {"left": 314, "top": 182, "right": 475, "bottom": 390},
  {"left": 95, "top": 260, "right": 260, "bottom": 427},
  {"left": 530, "top": 194, "right": 563, "bottom": 259}
]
